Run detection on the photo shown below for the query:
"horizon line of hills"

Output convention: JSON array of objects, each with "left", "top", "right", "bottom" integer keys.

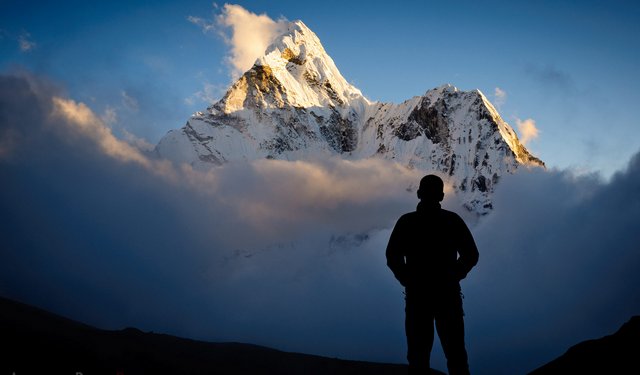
[{"left": 2, "top": 295, "right": 637, "bottom": 374}]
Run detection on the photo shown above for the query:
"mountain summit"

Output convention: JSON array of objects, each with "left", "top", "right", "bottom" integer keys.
[
  {"left": 156, "top": 20, "right": 543, "bottom": 214},
  {"left": 220, "top": 20, "right": 368, "bottom": 112}
]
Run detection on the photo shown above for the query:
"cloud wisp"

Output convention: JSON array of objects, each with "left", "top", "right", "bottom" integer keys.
[
  {"left": 493, "top": 87, "right": 506, "bottom": 110},
  {"left": 516, "top": 117, "right": 540, "bottom": 146},
  {"left": 121, "top": 90, "right": 140, "bottom": 112},
  {"left": 18, "top": 31, "right": 36, "bottom": 52},
  {"left": 1, "top": 72, "right": 640, "bottom": 375}
]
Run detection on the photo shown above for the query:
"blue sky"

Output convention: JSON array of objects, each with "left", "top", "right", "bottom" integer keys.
[{"left": 2, "top": 0, "right": 639, "bottom": 176}]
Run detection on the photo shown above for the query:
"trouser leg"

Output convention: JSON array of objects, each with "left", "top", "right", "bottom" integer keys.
[
  {"left": 405, "top": 298, "right": 434, "bottom": 374},
  {"left": 435, "top": 293, "right": 470, "bottom": 375}
]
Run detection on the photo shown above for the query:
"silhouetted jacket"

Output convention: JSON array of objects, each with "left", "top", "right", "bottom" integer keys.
[{"left": 386, "top": 201, "right": 479, "bottom": 293}]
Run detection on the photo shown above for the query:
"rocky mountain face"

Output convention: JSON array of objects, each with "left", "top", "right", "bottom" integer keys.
[{"left": 156, "top": 20, "right": 543, "bottom": 214}]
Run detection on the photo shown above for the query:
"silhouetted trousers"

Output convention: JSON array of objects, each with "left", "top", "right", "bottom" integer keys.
[{"left": 405, "top": 288, "right": 470, "bottom": 375}]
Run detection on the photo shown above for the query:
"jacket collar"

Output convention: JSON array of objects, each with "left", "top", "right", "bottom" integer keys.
[{"left": 417, "top": 200, "right": 441, "bottom": 212}]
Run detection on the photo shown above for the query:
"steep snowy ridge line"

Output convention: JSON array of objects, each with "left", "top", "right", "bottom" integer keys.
[{"left": 155, "top": 19, "right": 544, "bottom": 215}]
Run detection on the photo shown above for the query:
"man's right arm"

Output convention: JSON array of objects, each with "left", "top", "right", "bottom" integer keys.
[
  {"left": 454, "top": 215, "right": 479, "bottom": 280},
  {"left": 386, "top": 217, "right": 408, "bottom": 287}
]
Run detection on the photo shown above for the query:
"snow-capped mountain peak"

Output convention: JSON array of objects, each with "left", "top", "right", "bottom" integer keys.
[
  {"left": 218, "top": 20, "right": 368, "bottom": 114},
  {"left": 156, "top": 21, "right": 543, "bottom": 215}
]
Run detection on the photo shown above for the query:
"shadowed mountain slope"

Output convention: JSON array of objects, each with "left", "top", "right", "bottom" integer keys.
[
  {"left": 1, "top": 296, "right": 446, "bottom": 375},
  {"left": 529, "top": 316, "right": 640, "bottom": 374}
]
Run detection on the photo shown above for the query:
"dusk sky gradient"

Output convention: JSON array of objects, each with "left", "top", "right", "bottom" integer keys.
[{"left": 1, "top": 1, "right": 640, "bottom": 375}]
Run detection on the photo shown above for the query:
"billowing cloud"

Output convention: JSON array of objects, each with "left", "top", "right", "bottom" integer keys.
[
  {"left": 51, "top": 96, "right": 153, "bottom": 168},
  {"left": 216, "top": 4, "right": 288, "bottom": 78},
  {"left": 212, "top": 157, "right": 422, "bottom": 237},
  {"left": 2, "top": 72, "right": 640, "bottom": 375},
  {"left": 463, "top": 161, "right": 640, "bottom": 374},
  {"left": 516, "top": 117, "right": 540, "bottom": 146},
  {"left": 190, "top": 4, "right": 289, "bottom": 79},
  {"left": 0, "top": 77, "right": 175, "bottom": 181},
  {"left": 0, "top": 70, "right": 425, "bottom": 246},
  {"left": 0, "top": 72, "right": 418, "bottom": 361}
]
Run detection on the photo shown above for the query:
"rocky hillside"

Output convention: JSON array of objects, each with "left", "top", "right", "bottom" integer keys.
[
  {"left": 529, "top": 316, "right": 640, "bottom": 374},
  {"left": 1, "top": 296, "right": 441, "bottom": 375}
]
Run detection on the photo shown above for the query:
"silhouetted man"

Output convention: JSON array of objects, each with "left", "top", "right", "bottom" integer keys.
[{"left": 386, "top": 174, "right": 479, "bottom": 375}]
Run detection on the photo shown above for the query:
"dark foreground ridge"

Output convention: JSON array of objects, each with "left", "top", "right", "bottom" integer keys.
[
  {"left": 0, "top": 296, "right": 445, "bottom": 375},
  {"left": 529, "top": 316, "right": 640, "bottom": 374}
]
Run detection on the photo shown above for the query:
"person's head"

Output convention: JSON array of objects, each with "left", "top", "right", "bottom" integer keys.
[{"left": 417, "top": 174, "right": 444, "bottom": 202}]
